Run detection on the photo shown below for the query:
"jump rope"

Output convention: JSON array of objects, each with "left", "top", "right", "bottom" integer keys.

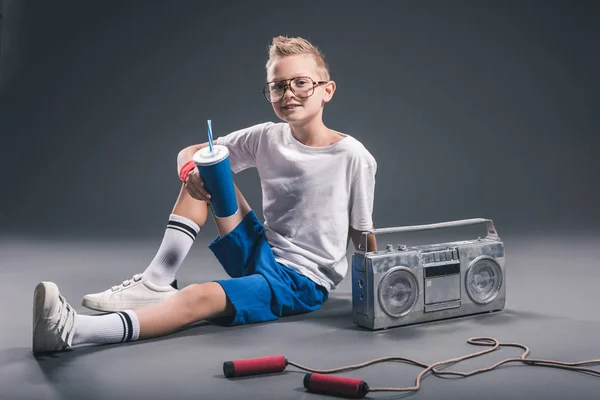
[
  {"left": 197, "top": 122, "right": 600, "bottom": 396},
  {"left": 222, "top": 337, "right": 600, "bottom": 398}
]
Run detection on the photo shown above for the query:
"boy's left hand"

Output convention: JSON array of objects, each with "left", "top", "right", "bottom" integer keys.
[{"left": 185, "top": 169, "right": 212, "bottom": 203}]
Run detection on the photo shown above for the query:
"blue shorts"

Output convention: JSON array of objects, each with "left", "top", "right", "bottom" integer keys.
[{"left": 207, "top": 210, "right": 329, "bottom": 326}]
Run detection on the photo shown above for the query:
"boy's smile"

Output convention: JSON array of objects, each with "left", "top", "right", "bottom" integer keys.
[
  {"left": 265, "top": 54, "right": 335, "bottom": 125},
  {"left": 281, "top": 102, "right": 302, "bottom": 112}
]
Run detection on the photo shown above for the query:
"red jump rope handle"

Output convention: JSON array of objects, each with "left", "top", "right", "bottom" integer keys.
[
  {"left": 303, "top": 373, "right": 369, "bottom": 398},
  {"left": 223, "top": 355, "right": 287, "bottom": 378}
]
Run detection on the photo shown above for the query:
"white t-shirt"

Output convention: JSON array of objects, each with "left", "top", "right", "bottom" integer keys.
[{"left": 215, "top": 122, "right": 377, "bottom": 291}]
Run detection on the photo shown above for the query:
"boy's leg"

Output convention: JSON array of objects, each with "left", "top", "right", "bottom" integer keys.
[
  {"left": 33, "top": 279, "right": 233, "bottom": 353},
  {"left": 140, "top": 184, "right": 212, "bottom": 285},
  {"left": 134, "top": 282, "right": 231, "bottom": 338},
  {"left": 35, "top": 175, "right": 257, "bottom": 354},
  {"left": 81, "top": 183, "right": 251, "bottom": 312},
  {"left": 81, "top": 184, "right": 208, "bottom": 311},
  {"left": 32, "top": 177, "right": 325, "bottom": 353}
]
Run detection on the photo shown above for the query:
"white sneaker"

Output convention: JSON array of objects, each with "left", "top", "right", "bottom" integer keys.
[
  {"left": 32, "top": 282, "right": 77, "bottom": 354},
  {"left": 81, "top": 273, "right": 178, "bottom": 312}
]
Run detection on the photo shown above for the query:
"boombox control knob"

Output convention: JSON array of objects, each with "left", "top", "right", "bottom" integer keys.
[
  {"left": 397, "top": 244, "right": 407, "bottom": 251},
  {"left": 386, "top": 244, "right": 394, "bottom": 252}
]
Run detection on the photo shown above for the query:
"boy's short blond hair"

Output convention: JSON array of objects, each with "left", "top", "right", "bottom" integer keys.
[{"left": 266, "top": 36, "right": 330, "bottom": 81}]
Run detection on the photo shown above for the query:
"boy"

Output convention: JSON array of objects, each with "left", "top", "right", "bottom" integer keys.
[{"left": 32, "top": 36, "right": 377, "bottom": 353}]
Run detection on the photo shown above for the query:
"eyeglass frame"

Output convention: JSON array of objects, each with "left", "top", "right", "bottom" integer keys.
[{"left": 262, "top": 76, "right": 329, "bottom": 103}]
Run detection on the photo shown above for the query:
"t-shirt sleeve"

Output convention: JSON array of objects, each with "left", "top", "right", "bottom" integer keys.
[
  {"left": 215, "top": 122, "right": 271, "bottom": 173},
  {"left": 349, "top": 160, "right": 377, "bottom": 231}
]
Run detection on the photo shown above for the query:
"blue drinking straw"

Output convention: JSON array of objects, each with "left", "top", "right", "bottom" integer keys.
[{"left": 207, "top": 120, "right": 214, "bottom": 152}]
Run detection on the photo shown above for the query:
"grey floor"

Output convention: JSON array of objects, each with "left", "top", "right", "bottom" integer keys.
[{"left": 1, "top": 231, "right": 600, "bottom": 400}]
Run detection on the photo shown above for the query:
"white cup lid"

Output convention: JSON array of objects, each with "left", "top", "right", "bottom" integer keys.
[{"left": 193, "top": 145, "right": 229, "bottom": 166}]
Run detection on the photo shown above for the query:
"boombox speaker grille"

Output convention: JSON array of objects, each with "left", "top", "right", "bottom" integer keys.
[
  {"left": 378, "top": 267, "right": 419, "bottom": 318},
  {"left": 466, "top": 256, "right": 503, "bottom": 304}
]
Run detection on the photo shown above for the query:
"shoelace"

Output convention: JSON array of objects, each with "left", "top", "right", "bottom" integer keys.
[{"left": 112, "top": 274, "right": 143, "bottom": 291}]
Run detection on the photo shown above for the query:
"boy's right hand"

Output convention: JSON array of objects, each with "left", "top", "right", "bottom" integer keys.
[{"left": 185, "top": 169, "right": 212, "bottom": 203}]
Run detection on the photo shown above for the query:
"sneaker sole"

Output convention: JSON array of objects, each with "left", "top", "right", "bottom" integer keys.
[
  {"left": 81, "top": 295, "right": 174, "bottom": 312},
  {"left": 32, "top": 282, "right": 59, "bottom": 353}
]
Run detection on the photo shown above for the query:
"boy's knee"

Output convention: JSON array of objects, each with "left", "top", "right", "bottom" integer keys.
[
  {"left": 180, "top": 282, "right": 230, "bottom": 316},
  {"left": 180, "top": 283, "right": 209, "bottom": 305}
]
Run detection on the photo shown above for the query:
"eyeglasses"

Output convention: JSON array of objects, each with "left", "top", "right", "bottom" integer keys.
[{"left": 263, "top": 76, "right": 329, "bottom": 103}]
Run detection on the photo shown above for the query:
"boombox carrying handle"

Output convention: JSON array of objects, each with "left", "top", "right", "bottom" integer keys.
[{"left": 360, "top": 218, "right": 499, "bottom": 253}]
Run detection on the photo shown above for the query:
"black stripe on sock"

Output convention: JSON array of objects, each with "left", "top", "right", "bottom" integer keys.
[
  {"left": 166, "top": 225, "right": 196, "bottom": 241},
  {"left": 120, "top": 312, "right": 134, "bottom": 342},
  {"left": 117, "top": 312, "right": 127, "bottom": 343},
  {"left": 167, "top": 220, "right": 198, "bottom": 239}
]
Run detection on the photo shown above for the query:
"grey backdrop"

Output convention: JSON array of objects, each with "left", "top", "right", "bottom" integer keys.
[
  {"left": 1, "top": 3, "right": 600, "bottom": 400},
  {"left": 1, "top": 0, "right": 599, "bottom": 240}
]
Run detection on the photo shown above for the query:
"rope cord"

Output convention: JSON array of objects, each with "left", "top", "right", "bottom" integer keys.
[{"left": 287, "top": 337, "right": 600, "bottom": 393}]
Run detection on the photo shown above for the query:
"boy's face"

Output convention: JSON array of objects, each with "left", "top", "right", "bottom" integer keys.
[{"left": 266, "top": 54, "right": 335, "bottom": 125}]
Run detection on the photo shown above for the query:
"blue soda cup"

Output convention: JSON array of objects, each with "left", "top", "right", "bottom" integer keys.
[{"left": 192, "top": 145, "right": 238, "bottom": 218}]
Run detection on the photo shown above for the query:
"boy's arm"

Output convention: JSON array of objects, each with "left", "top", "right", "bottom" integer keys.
[{"left": 349, "top": 226, "right": 377, "bottom": 252}]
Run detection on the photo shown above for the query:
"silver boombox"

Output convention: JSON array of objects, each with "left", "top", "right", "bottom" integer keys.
[{"left": 352, "top": 218, "right": 505, "bottom": 330}]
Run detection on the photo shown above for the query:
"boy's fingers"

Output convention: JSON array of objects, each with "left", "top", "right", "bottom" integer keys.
[
  {"left": 191, "top": 180, "right": 211, "bottom": 199},
  {"left": 185, "top": 182, "right": 205, "bottom": 201},
  {"left": 189, "top": 172, "right": 205, "bottom": 189},
  {"left": 185, "top": 171, "right": 212, "bottom": 200}
]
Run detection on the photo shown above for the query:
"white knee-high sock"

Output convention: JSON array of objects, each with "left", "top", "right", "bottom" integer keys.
[
  {"left": 143, "top": 214, "right": 200, "bottom": 286},
  {"left": 72, "top": 310, "right": 140, "bottom": 346}
]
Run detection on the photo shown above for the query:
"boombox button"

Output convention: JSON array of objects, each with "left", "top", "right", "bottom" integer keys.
[
  {"left": 397, "top": 244, "right": 407, "bottom": 251},
  {"left": 386, "top": 244, "right": 394, "bottom": 252}
]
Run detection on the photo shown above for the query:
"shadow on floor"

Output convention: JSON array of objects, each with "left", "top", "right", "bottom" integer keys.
[
  {"left": 279, "top": 292, "right": 558, "bottom": 332},
  {"left": 23, "top": 301, "right": 559, "bottom": 390}
]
